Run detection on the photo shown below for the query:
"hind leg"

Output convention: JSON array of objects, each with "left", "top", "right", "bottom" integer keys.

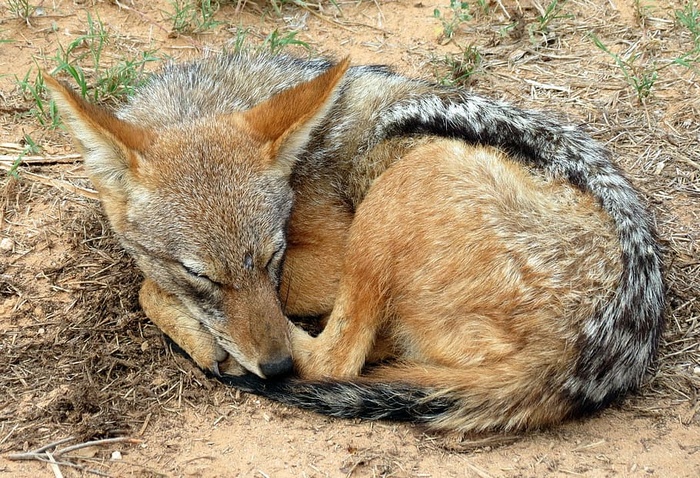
[
  {"left": 281, "top": 189, "right": 353, "bottom": 318},
  {"left": 139, "top": 279, "right": 245, "bottom": 376},
  {"left": 291, "top": 140, "right": 515, "bottom": 380}
]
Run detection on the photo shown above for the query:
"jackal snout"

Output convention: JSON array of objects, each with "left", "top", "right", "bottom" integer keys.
[
  {"left": 216, "top": 282, "right": 294, "bottom": 378},
  {"left": 234, "top": 328, "right": 293, "bottom": 378},
  {"left": 246, "top": 320, "right": 293, "bottom": 379}
]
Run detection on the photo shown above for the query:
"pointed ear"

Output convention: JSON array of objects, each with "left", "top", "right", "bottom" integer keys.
[
  {"left": 242, "top": 57, "right": 350, "bottom": 174},
  {"left": 43, "top": 73, "right": 153, "bottom": 194}
]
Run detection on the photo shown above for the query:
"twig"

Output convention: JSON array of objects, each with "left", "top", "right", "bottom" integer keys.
[
  {"left": 6, "top": 436, "right": 141, "bottom": 460},
  {"left": 300, "top": 5, "right": 356, "bottom": 32},
  {"left": 7, "top": 436, "right": 75, "bottom": 458},
  {"left": 495, "top": 0, "right": 511, "bottom": 18},
  {"left": 234, "top": 0, "right": 245, "bottom": 13},
  {"left": 46, "top": 451, "right": 65, "bottom": 478},
  {"left": 55, "top": 437, "right": 143, "bottom": 456},
  {"left": 0, "top": 153, "right": 82, "bottom": 164},
  {"left": 678, "top": 155, "right": 700, "bottom": 172},
  {"left": 5, "top": 452, "right": 46, "bottom": 461},
  {"left": 0, "top": 105, "right": 32, "bottom": 114},
  {"left": 114, "top": 0, "right": 171, "bottom": 37},
  {"left": 523, "top": 78, "right": 571, "bottom": 93},
  {"left": 35, "top": 456, "right": 113, "bottom": 477},
  {"left": 6, "top": 436, "right": 141, "bottom": 478},
  {"left": 0, "top": 423, "right": 19, "bottom": 447},
  {"left": 138, "top": 412, "right": 152, "bottom": 436},
  {"left": 0, "top": 142, "right": 26, "bottom": 152},
  {"left": 33, "top": 437, "right": 76, "bottom": 453},
  {"left": 464, "top": 461, "right": 494, "bottom": 478},
  {"left": 114, "top": 0, "right": 203, "bottom": 49}
]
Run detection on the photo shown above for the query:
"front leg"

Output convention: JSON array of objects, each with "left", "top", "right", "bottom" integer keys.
[
  {"left": 139, "top": 278, "right": 245, "bottom": 376},
  {"left": 290, "top": 279, "right": 388, "bottom": 380}
]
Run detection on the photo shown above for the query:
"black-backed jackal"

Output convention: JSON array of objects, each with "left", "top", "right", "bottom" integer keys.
[{"left": 45, "top": 53, "right": 664, "bottom": 432}]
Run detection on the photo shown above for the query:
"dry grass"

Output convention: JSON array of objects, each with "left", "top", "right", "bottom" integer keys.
[{"left": 0, "top": 0, "right": 698, "bottom": 470}]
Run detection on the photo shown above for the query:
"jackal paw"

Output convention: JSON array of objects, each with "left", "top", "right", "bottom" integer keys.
[
  {"left": 216, "top": 355, "right": 247, "bottom": 377},
  {"left": 181, "top": 336, "right": 225, "bottom": 373},
  {"left": 139, "top": 278, "right": 245, "bottom": 377},
  {"left": 289, "top": 325, "right": 318, "bottom": 377},
  {"left": 187, "top": 341, "right": 246, "bottom": 377},
  {"left": 289, "top": 325, "right": 359, "bottom": 380}
]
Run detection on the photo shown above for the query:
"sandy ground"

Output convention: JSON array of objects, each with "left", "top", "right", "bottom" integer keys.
[{"left": 1, "top": 0, "right": 699, "bottom": 477}]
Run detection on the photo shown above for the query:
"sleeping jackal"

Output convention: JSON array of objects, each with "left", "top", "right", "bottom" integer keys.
[{"left": 45, "top": 53, "right": 664, "bottom": 432}]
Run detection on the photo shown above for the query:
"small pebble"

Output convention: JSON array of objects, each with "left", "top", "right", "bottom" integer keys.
[
  {"left": 111, "top": 451, "right": 122, "bottom": 460},
  {"left": 0, "top": 237, "right": 14, "bottom": 253}
]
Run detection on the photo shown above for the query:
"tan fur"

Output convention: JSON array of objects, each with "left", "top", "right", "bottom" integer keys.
[
  {"left": 281, "top": 196, "right": 353, "bottom": 316},
  {"left": 291, "top": 141, "right": 621, "bottom": 430},
  {"left": 139, "top": 278, "right": 242, "bottom": 375}
]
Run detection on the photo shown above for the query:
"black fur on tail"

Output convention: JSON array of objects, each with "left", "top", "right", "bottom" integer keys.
[
  {"left": 165, "top": 336, "right": 454, "bottom": 424},
  {"left": 215, "top": 373, "right": 455, "bottom": 424}
]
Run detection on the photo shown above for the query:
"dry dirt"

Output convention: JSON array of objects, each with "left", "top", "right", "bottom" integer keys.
[{"left": 1, "top": 0, "right": 699, "bottom": 477}]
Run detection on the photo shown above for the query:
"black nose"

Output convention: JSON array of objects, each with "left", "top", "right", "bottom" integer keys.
[{"left": 260, "top": 355, "right": 293, "bottom": 378}]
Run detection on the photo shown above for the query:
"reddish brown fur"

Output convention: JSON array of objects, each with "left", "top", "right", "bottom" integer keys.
[
  {"left": 240, "top": 57, "right": 352, "bottom": 180},
  {"left": 42, "top": 75, "right": 152, "bottom": 157},
  {"left": 244, "top": 58, "right": 350, "bottom": 147},
  {"left": 281, "top": 196, "right": 353, "bottom": 316}
]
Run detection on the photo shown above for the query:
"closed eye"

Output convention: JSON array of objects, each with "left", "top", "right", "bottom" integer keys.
[{"left": 182, "top": 263, "right": 221, "bottom": 286}]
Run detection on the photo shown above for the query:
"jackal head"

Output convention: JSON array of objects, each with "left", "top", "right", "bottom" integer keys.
[{"left": 45, "top": 58, "right": 349, "bottom": 378}]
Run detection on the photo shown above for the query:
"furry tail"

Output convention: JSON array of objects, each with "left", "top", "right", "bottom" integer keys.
[
  {"left": 372, "top": 92, "right": 665, "bottom": 411},
  {"left": 217, "top": 373, "right": 455, "bottom": 425},
  {"left": 218, "top": 361, "right": 576, "bottom": 432}
]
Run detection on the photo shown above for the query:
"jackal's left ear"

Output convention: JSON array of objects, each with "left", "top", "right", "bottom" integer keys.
[
  {"left": 43, "top": 73, "right": 153, "bottom": 194},
  {"left": 242, "top": 57, "right": 350, "bottom": 175}
]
